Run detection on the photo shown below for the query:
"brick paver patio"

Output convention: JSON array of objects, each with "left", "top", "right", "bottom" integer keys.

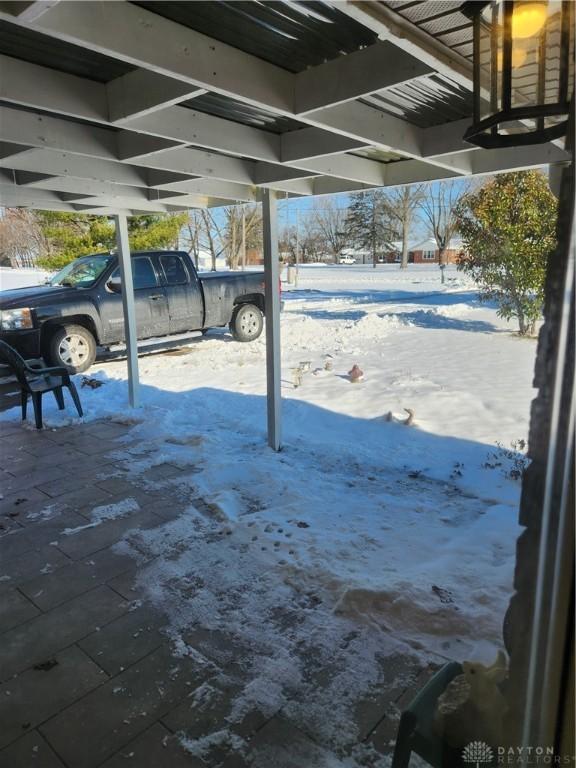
[{"left": 0, "top": 416, "right": 436, "bottom": 768}]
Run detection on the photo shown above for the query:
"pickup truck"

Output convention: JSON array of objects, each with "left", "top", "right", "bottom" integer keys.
[{"left": 0, "top": 250, "right": 266, "bottom": 373}]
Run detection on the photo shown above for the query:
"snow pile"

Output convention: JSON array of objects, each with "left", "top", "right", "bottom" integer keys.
[{"left": 345, "top": 313, "right": 409, "bottom": 339}]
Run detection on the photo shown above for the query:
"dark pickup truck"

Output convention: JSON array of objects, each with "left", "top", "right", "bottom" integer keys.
[{"left": 0, "top": 250, "right": 266, "bottom": 372}]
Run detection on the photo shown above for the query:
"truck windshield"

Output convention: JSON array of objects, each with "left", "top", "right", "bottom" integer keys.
[{"left": 49, "top": 255, "right": 113, "bottom": 288}]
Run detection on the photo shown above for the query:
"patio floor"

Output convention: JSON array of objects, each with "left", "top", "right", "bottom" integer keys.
[{"left": 0, "top": 416, "right": 437, "bottom": 768}]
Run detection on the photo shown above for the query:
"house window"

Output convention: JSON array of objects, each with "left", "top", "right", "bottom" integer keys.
[{"left": 422, "top": 250, "right": 436, "bottom": 260}]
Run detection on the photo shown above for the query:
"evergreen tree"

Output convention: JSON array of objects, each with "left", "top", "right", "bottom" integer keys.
[
  {"left": 345, "top": 190, "right": 396, "bottom": 268},
  {"left": 35, "top": 211, "right": 187, "bottom": 270}
]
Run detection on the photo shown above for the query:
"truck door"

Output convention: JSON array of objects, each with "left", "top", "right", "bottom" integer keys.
[
  {"left": 101, "top": 255, "right": 169, "bottom": 341},
  {"left": 159, "top": 253, "right": 204, "bottom": 333}
]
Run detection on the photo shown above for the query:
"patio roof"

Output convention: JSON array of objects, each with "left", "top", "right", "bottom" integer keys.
[{"left": 0, "top": 0, "right": 570, "bottom": 216}]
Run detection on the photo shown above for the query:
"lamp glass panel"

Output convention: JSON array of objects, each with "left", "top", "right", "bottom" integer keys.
[
  {"left": 542, "top": 2, "right": 563, "bottom": 105},
  {"left": 478, "top": 3, "right": 495, "bottom": 122},
  {"left": 510, "top": 1, "right": 566, "bottom": 110}
]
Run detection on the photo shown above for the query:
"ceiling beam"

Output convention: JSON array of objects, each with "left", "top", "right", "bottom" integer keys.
[
  {"left": 269, "top": 140, "right": 570, "bottom": 196},
  {"left": 0, "top": 148, "right": 149, "bottom": 187},
  {"left": 0, "top": 141, "right": 34, "bottom": 160},
  {"left": 0, "top": 10, "right": 474, "bottom": 173},
  {"left": 254, "top": 165, "right": 319, "bottom": 186},
  {"left": 106, "top": 68, "right": 207, "bottom": 123},
  {"left": 0, "top": 105, "right": 261, "bottom": 186},
  {"left": 115, "top": 133, "right": 184, "bottom": 162},
  {"left": 0, "top": 176, "right": 217, "bottom": 212},
  {"left": 145, "top": 177, "right": 256, "bottom": 203},
  {"left": 123, "top": 106, "right": 281, "bottom": 164},
  {"left": 0, "top": 53, "right": 107, "bottom": 122},
  {"left": 302, "top": 101, "right": 420, "bottom": 159},
  {"left": 141, "top": 147, "right": 255, "bottom": 187},
  {"left": 0, "top": 48, "right": 471, "bottom": 179},
  {"left": 27, "top": 0, "right": 295, "bottom": 112},
  {"left": 1, "top": 107, "right": 568, "bottom": 203},
  {"left": 0, "top": 103, "right": 568, "bottom": 207},
  {"left": 288, "top": 153, "right": 387, "bottom": 186},
  {"left": 0, "top": 102, "right": 397, "bottom": 190},
  {"left": 469, "top": 143, "right": 570, "bottom": 175},
  {"left": 28, "top": 175, "right": 156, "bottom": 199},
  {"left": 0, "top": 148, "right": 259, "bottom": 201},
  {"left": 280, "top": 128, "right": 369, "bottom": 163},
  {"left": 294, "top": 40, "right": 432, "bottom": 114},
  {"left": 328, "top": 0, "right": 474, "bottom": 91},
  {"left": 13, "top": 170, "right": 56, "bottom": 186},
  {"left": 0, "top": 182, "right": 88, "bottom": 207},
  {"left": 421, "top": 118, "right": 479, "bottom": 159},
  {"left": 0, "top": 0, "right": 60, "bottom": 22},
  {"left": 0, "top": 102, "right": 117, "bottom": 159}
]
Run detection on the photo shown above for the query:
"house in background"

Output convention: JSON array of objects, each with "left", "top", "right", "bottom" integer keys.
[
  {"left": 386, "top": 237, "right": 465, "bottom": 264},
  {"left": 245, "top": 247, "right": 264, "bottom": 266}
]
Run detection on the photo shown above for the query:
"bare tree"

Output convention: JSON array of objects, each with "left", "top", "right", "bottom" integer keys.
[
  {"left": 223, "top": 204, "right": 262, "bottom": 269},
  {"left": 182, "top": 210, "right": 203, "bottom": 269},
  {"left": 279, "top": 218, "right": 325, "bottom": 263},
  {"left": 420, "top": 180, "right": 471, "bottom": 272},
  {"left": 180, "top": 209, "right": 225, "bottom": 271},
  {"left": 383, "top": 184, "right": 425, "bottom": 269},
  {"left": 200, "top": 210, "right": 227, "bottom": 271},
  {"left": 0, "top": 209, "right": 47, "bottom": 267},
  {"left": 311, "top": 200, "right": 350, "bottom": 261}
]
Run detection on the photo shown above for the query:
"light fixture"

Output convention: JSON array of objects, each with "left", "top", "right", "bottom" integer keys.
[
  {"left": 511, "top": 2, "right": 547, "bottom": 38},
  {"left": 461, "top": 0, "right": 574, "bottom": 148}
]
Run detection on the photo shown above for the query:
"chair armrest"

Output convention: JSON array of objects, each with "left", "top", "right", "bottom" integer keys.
[
  {"left": 24, "top": 362, "right": 70, "bottom": 379},
  {"left": 407, "top": 662, "right": 463, "bottom": 719}
]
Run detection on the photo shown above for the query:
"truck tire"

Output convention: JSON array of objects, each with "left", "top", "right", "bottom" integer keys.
[
  {"left": 46, "top": 324, "right": 96, "bottom": 373},
  {"left": 230, "top": 303, "right": 263, "bottom": 342}
]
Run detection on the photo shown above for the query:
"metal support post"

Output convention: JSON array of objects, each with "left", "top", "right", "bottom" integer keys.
[
  {"left": 114, "top": 214, "right": 139, "bottom": 407},
  {"left": 261, "top": 189, "right": 282, "bottom": 451}
]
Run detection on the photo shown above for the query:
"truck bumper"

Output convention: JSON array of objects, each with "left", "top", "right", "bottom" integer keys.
[{"left": 0, "top": 329, "right": 42, "bottom": 359}]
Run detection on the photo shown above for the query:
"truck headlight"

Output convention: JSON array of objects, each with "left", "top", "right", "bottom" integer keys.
[{"left": 0, "top": 308, "right": 33, "bottom": 330}]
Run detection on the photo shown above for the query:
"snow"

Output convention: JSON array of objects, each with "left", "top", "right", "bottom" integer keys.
[
  {"left": 1, "top": 264, "right": 536, "bottom": 763},
  {"left": 0, "top": 267, "right": 49, "bottom": 290},
  {"left": 62, "top": 498, "right": 140, "bottom": 535}
]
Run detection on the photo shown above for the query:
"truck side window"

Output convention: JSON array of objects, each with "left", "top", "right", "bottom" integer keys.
[
  {"left": 110, "top": 257, "right": 158, "bottom": 290},
  {"left": 160, "top": 255, "right": 188, "bottom": 285}
]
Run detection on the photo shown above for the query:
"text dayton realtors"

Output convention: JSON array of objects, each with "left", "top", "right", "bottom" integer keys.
[{"left": 497, "top": 746, "right": 574, "bottom": 764}]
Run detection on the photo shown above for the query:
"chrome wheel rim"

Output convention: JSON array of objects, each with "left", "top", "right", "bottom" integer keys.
[
  {"left": 240, "top": 310, "right": 259, "bottom": 335},
  {"left": 58, "top": 333, "right": 88, "bottom": 367}
]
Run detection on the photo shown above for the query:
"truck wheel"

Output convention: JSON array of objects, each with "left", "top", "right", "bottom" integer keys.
[
  {"left": 230, "top": 304, "right": 263, "bottom": 342},
  {"left": 46, "top": 324, "right": 96, "bottom": 373}
]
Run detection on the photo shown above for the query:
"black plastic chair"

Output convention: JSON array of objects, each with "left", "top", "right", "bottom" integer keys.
[
  {"left": 0, "top": 340, "right": 83, "bottom": 429},
  {"left": 391, "top": 661, "right": 464, "bottom": 768}
]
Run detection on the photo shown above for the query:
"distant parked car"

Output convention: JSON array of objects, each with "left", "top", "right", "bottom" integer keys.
[
  {"left": 338, "top": 255, "right": 356, "bottom": 265},
  {"left": 0, "top": 250, "right": 267, "bottom": 373}
]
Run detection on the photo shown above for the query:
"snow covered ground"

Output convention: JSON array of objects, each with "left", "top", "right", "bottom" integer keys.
[
  {"left": 0, "top": 266, "right": 49, "bottom": 289},
  {"left": 1, "top": 265, "right": 537, "bottom": 764}
]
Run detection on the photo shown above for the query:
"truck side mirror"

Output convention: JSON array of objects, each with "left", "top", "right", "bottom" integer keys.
[{"left": 107, "top": 276, "right": 122, "bottom": 293}]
